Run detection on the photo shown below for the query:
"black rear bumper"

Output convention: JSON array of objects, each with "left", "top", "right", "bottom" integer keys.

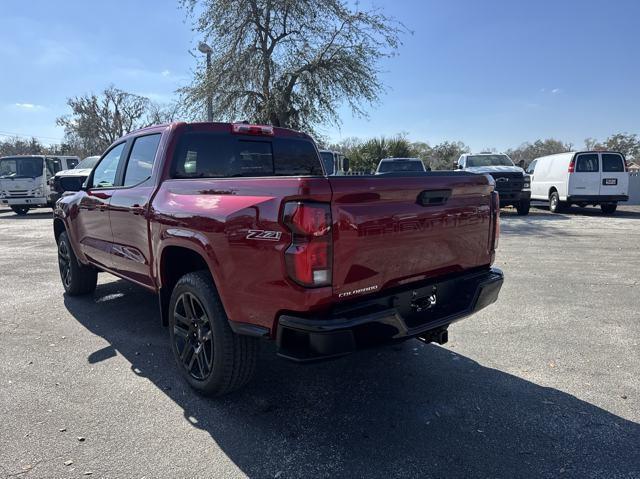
[
  {"left": 567, "top": 195, "right": 628, "bottom": 203},
  {"left": 277, "top": 267, "right": 504, "bottom": 362}
]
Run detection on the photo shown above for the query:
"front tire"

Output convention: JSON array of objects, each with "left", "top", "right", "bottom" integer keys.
[
  {"left": 11, "top": 206, "right": 29, "bottom": 216},
  {"left": 601, "top": 203, "right": 617, "bottom": 215},
  {"left": 168, "top": 271, "right": 257, "bottom": 396},
  {"left": 516, "top": 199, "right": 530, "bottom": 216},
  {"left": 57, "top": 231, "right": 98, "bottom": 295}
]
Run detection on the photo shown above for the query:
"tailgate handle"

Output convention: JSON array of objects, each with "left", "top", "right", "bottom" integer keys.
[{"left": 417, "top": 189, "right": 451, "bottom": 206}]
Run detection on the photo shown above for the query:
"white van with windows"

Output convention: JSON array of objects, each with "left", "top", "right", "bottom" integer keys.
[
  {"left": 0, "top": 155, "right": 79, "bottom": 215},
  {"left": 527, "top": 151, "right": 629, "bottom": 214}
]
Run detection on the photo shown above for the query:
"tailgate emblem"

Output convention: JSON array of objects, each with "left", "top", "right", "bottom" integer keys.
[{"left": 246, "top": 229, "right": 282, "bottom": 241}]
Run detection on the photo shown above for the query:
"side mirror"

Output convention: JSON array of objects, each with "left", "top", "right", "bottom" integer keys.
[
  {"left": 59, "top": 176, "right": 85, "bottom": 192},
  {"left": 342, "top": 157, "right": 350, "bottom": 172}
]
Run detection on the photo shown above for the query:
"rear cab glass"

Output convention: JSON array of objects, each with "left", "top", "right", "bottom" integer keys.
[
  {"left": 320, "top": 152, "right": 335, "bottom": 175},
  {"left": 171, "top": 132, "right": 323, "bottom": 178},
  {"left": 602, "top": 153, "right": 625, "bottom": 172},
  {"left": 466, "top": 155, "right": 514, "bottom": 167},
  {"left": 378, "top": 160, "right": 424, "bottom": 173}
]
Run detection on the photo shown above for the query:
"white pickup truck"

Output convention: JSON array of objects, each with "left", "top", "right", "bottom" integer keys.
[{"left": 0, "top": 155, "right": 79, "bottom": 215}]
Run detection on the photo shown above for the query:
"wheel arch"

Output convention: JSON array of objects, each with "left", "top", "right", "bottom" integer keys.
[
  {"left": 157, "top": 243, "right": 221, "bottom": 327},
  {"left": 53, "top": 217, "right": 66, "bottom": 242}
]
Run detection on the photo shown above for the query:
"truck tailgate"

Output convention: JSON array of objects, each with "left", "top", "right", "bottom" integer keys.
[{"left": 328, "top": 173, "right": 495, "bottom": 299}]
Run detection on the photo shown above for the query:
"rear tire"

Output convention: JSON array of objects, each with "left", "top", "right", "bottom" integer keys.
[
  {"left": 516, "top": 199, "right": 530, "bottom": 216},
  {"left": 549, "top": 191, "right": 565, "bottom": 213},
  {"left": 11, "top": 206, "right": 29, "bottom": 216},
  {"left": 57, "top": 231, "right": 98, "bottom": 295},
  {"left": 168, "top": 271, "right": 257, "bottom": 396},
  {"left": 601, "top": 203, "right": 617, "bottom": 215}
]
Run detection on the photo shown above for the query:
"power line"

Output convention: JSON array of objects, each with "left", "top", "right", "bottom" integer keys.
[{"left": 0, "top": 130, "right": 64, "bottom": 143}]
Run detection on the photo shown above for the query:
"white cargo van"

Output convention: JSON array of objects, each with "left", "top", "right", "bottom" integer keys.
[
  {"left": 0, "top": 155, "right": 79, "bottom": 215},
  {"left": 528, "top": 151, "right": 629, "bottom": 214}
]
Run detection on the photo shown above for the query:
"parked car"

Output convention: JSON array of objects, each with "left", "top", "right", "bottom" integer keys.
[
  {"left": 456, "top": 153, "right": 531, "bottom": 215},
  {"left": 318, "top": 150, "right": 350, "bottom": 175},
  {"left": 375, "top": 157, "right": 427, "bottom": 174},
  {"left": 48, "top": 155, "right": 100, "bottom": 204},
  {"left": 0, "top": 155, "right": 79, "bottom": 215},
  {"left": 53, "top": 122, "right": 503, "bottom": 396},
  {"left": 527, "top": 151, "right": 629, "bottom": 214}
]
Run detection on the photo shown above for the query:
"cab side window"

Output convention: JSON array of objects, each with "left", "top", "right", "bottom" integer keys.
[
  {"left": 123, "top": 134, "right": 161, "bottom": 186},
  {"left": 526, "top": 160, "right": 537, "bottom": 174},
  {"left": 92, "top": 143, "right": 126, "bottom": 188},
  {"left": 45, "top": 157, "right": 63, "bottom": 178}
]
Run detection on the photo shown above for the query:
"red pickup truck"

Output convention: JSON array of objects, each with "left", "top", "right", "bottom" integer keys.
[{"left": 53, "top": 122, "right": 503, "bottom": 396}]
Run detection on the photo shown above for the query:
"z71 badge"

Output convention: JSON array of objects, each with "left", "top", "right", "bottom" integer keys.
[{"left": 246, "top": 229, "right": 282, "bottom": 241}]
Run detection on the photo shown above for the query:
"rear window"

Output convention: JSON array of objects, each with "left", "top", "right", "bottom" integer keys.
[
  {"left": 466, "top": 155, "right": 514, "bottom": 167},
  {"left": 320, "top": 152, "right": 335, "bottom": 175},
  {"left": 602, "top": 153, "right": 625, "bottom": 172},
  {"left": 171, "top": 133, "right": 322, "bottom": 178},
  {"left": 576, "top": 154, "right": 599, "bottom": 172},
  {"left": 378, "top": 160, "right": 424, "bottom": 173}
]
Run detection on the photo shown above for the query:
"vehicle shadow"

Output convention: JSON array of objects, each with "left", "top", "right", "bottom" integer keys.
[
  {"left": 529, "top": 203, "right": 640, "bottom": 219},
  {"left": 64, "top": 280, "right": 640, "bottom": 478},
  {"left": 0, "top": 210, "right": 53, "bottom": 220},
  {"left": 499, "top": 209, "right": 573, "bottom": 238}
]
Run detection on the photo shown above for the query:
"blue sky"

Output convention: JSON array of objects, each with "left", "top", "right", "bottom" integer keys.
[{"left": 1, "top": 0, "right": 638, "bottom": 151}]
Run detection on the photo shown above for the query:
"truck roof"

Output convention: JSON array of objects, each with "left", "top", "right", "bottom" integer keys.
[{"left": 123, "top": 122, "right": 313, "bottom": 140}]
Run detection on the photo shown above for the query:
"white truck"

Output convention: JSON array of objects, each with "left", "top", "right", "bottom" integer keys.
[
  {"left": 0, "top": 155, "right": 79, "bottom": 215},
  {"left": 527, "top": 151, "right": 629, "bottom": 214}
]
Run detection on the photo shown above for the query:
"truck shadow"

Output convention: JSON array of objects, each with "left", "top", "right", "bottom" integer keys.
[
  {"left": 64, "top": 279, "right": 640, "bottom": 478},
  {"left": 0, "top": 210, "right": 53, "bottom": 220}
]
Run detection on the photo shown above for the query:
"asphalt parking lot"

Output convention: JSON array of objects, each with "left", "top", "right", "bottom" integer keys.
[{"left": 0, "top": 205, "right": 639, "bottom": 478}]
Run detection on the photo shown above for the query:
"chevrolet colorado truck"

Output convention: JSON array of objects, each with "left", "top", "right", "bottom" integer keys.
[
  {"left": 456, "top": 153, "right": 531, "bottom": 215},
  {"left": 53, "top": 122, "right": 503, "bottom": 396}
]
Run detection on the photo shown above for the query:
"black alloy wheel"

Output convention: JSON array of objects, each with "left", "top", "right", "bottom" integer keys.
[
  {"left": 58, "top": 239, "right": 72, "bottom": 289},
  {"left": 172, "top": 292, "right": 215, "bottom": 381}
]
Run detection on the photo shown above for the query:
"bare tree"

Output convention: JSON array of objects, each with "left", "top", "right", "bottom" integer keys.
[
  {"left": 179, "top": 0, "right": 406, "bottom": 132},
  {"left": 57, "top": 86, "right": 152, "bottom": 155},
  {"left": 505, "top": 139, "right": 572, "bottom": 167}
]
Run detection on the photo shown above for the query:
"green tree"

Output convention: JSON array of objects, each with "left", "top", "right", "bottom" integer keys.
[
  {"left": 429, "top": 141, "right": 470, "bottom": 170},
  {"left": 601, "top": 133, "right": 640, "bottom": 161},
  {"left": 179, "top": 0, "right": 405, "bottom": 132}
]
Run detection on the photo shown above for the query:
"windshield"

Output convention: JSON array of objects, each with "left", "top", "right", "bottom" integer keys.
[
  {"left": 466, "top": 155, "right": 514, "bottom": 167},
  {"left": 76, "top": 156, "right": 100, "bottom": 169},
  {"left": 0, "top": 157, "right": 44, "bottom": 179},
  {"left": 378, "top": 159, "right": 424, "bottom": 173},
  {"left": 320, "top": 152, "right": 335, "bottom": 175}
]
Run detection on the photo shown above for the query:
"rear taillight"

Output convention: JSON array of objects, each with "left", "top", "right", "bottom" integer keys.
[
  {"left": 568, "top": 157, "right": 576, "bottom": 173},
  {"left": 231, "top": 123, "right": 274, "bottom": 136},
  {"left": 283, "top": 202, "right": 332, "bottom": 287},
  {"left": 491, "top": 191, "right": 500, "bottom": 251}
]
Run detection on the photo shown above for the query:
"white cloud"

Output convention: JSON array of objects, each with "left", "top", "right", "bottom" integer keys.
[
  {"left": 14, "top": 103, "right": 44, "bottom": 110},
  {"left": 551, "top": 88, "right": 561, "bottom": 94},
  {"left": 161, "top": 69, "right": 171, "bottom": 77}
]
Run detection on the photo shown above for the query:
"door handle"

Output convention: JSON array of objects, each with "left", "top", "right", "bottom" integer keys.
[{"left": 131, "top": 204, "right": 145, "bottom": 215}]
